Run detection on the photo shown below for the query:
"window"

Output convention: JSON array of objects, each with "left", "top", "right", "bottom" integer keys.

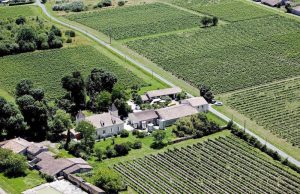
[
  {"left": 103, "top": 130, "right": 106, "bottom": 134},
  {"left": 111, "top": 128, "right": 113, "bottom": 133}
]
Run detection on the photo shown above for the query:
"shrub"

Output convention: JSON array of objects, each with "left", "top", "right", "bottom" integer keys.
[
  {"left": 106, "top": 147, "right": 115, "bottom": 158},
  {"left": 66, "top": 37, "right": 72, "bottom": 43},
  {"left": 132, "top": 141, "right": 142, "bottom": 149},
  {"left": 118, "top": 0, "right": 125, "bottom": 6},
  {"left": 212, "top": 16, "right": 218, "bottom": 26},
  {"left": 132, "top": 129, "right": 139, "bottom": 136},
  {"left": 114, "top": 143, "right": 130, "bottom": 156},
  {"left": 102, "top": 0, "right": 112, "bottom": 7},
  {"left": 65, "top": 30, "right": 76, "bottom": 37},
  {"left": 0, "top": 148, "right": 27, "bottom": 177},
  {"left": 137, "top": 131, "right": 147, "bottom": 138},
  {"left": 120, "top": 129, "right": 129, "bottom": 138},
  {"left": 15, "top": 16, "right": 26, "bottom": 25},
  {"left": 93, "top": 168, "right": 125, "bottom": 193}
]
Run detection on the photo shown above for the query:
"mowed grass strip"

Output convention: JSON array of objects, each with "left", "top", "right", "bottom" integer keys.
[
  {"left": 0, "top": 5, "right": 37, "bottom": 18},
  {"left": 169, "top": 0, "right": 275, "bottom": 22},
  {"left": 126, "top": 15, "right": 300, "bottom": 94},
  {"left": 66, "top": 3, "right": 203, "bottom": 40},
  {"left": 227, "top": 77, "right": 300, "bottom": 147},
  {"left": 0, "top": 46, "right": 144, "bottom": 99}
]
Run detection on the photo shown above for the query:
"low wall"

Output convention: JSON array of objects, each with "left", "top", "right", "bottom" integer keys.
[{"left": 66, "top": 174, "right": 105, "bottom": 194}]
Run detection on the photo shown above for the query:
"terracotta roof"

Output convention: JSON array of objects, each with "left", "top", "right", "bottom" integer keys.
[
  {"left": 181, "top": 97, "right": 208, "bottom": 107},
  {"left": 85, "top": 113, "right": 123, "bottom": 129},
  {"left": 146, "top": 87, "right": 182, "bottom": 98},
  {"left": 129, "top": 110, "right": 158, "bottom": 123},
  {"left": 156, "top": 104, "right": 198, "bottom": 121}
]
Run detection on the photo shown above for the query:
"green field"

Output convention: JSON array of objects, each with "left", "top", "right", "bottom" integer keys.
[
  {"left": 0, "top": 170, "right": 45, "bottom": 194},
  {"left": 66, "top": 3, "right": 203, "bottom": 40},
  {"left": 126, "top": 15, "right": 300, "bottom": 94},
  {"left": 0, "top": 46, "right": 145, "bottom": 99},
  {"left": 226, "top": 77, "right": 300, "bottom": 147},
  {"left": 0, "top": 5, "right": 37, "bottom": 18},
  {"left": 115, "top": 135, "right": 300, "bottom": 193},
  {"left": 169, "top": 0, "right": 275, "bottom": 21}
]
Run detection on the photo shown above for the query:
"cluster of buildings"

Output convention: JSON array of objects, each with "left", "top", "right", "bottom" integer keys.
[
  {"left": 0, "top": 138, "right": 92, "bottom": 178},
  {"left": 75, "top": 87, "right": 208, "bottom": 137},
  {"left": 256, "top": 0, "right": 300, "bottom": 16}
]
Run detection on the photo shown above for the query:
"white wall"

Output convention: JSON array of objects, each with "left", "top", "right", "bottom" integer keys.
[{"left": 96, "top": 123, "right": 124, "bottom": 138}]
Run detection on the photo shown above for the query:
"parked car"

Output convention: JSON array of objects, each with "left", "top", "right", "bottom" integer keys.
[{"left": 214, "top": 101, "right": 223, "bottom": 106}]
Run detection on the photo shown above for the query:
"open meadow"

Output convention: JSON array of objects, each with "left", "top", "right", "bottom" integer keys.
[{"left": 0, "top": 46, "right": 144, "bottom": 99}]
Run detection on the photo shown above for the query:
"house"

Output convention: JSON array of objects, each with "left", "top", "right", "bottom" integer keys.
[
  {"left": 128, "top": 110, "right": 159, "bottom": 129},
  {"left": 261, "top": 0, "right": 281, "bottom": 6},
  {"left": 181, "top": 97, "right": 208, "bottom": 112},
  {"left": 0, "top": 0, "right": 10, "bottom": 4},
  {"left": 0, "top": 138, "right": 47, "bottom": 157},
  {"left": 85, "top": 113, "right": 124, "bottom": 138},
  {"left": 291, "top": 6, "right": 300, "bottom": 16},
  {"left": 142, "top": 87, "right": 182, "bottom": 102},
  {"left": 156, "top": 104, "right": 199, "bottom": 129},
  {"left": 36, "top": 156, "right": 92, "bottom": 178}
]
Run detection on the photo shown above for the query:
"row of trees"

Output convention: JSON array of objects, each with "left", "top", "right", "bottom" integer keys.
[{"left": 0, "top": 16, "right": 64, "bottom": 57}]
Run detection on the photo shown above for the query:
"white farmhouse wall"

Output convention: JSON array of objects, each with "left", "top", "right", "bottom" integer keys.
[{"left": 97, "top": 123, "right": 124, "bottom": 138}]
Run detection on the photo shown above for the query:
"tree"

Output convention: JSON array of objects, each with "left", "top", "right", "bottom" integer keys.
[
  {"left": 201, "top": 16, "right": 213, "bottom": 27},
  {"left": 75, "top": 121, "right": 96, "bottom": 152},
  {"left": 30, "top": 88, "right": 45, "bottom": 101},
  {"left": 94, "top": 147, "right": 103, "bottom": 161},
  {"left": 0, "top": 148, "right": 27, "bottom": 177},
  {"left": 16, "top": 79, "right": 33, "bottom": 97},
  {"left": 95, "top": 91, "right": 112, "bottom": 112},
  {"left": 49, "top": 109, "right": 72, "bottom": 140},
  {"left": 120, "top": 129, "right": 129, "bottom": 138},
  {"left": 93, "top": 168, "right": 125, "bottom": 193},
  {"left": 50, "top": 25, "right": 62, "bottom": 37},
  {"left": 177, "top": 91, "right": 187, "bottom": 100},
  {"left": 132, "top": 92, "right": 142, "bottom": 105},
  {"left": 41, "top": 0, "right": 47, "bottom": 4},
  {"left": 152, "top": 130, "right": 166, "bottom": 149},
  {"left": 16, "top": 26, "right": 37, "bottom": 52},
  {"left": 114, "top": 98, "right": 131, "bottom": 119},
  {"left": 199, "top": 84, "right": 214, "bottom": 103},
  {"left": 114, "top": 143, "right": 130, "bottom": 156},
  {"left": 111, "top": 85, "right": 128, "bottom": 102},
  {"left": 15, "top": 16, "right": 26, "bottom": 25},
  {"left": 212, "top": 16, "right": 219, "bottom": 26},
  {"left": 61, "top": 71, "right": 86, "bottom": 114},
  {"left": 0, "top": 97, "right": 26, "bottom": 140}
]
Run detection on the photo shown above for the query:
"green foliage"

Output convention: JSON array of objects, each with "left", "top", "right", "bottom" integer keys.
[
  {"left": 118, "top": 0, "right": 125, "bottom": 6},
  {"left": 65, "top": 30, "right": 76, "bottom": 37},
  {"left": 0, "top": 46, "right": 144, "bottom": 99},
  {"left": 228, "top": 77, "right": 300, "bottom": 147},
  {"left": 120, "top": 130, "right": 129, "bottom": 138},
  {"left": 92, "top": 168, "right": 125, "bottom": 193},
  {"left": 0, "top": 97, "right": 26, "bottom": 139},
  {"left": 0, "top": 6, "right": 36, "bottom": 18},
  {"left": 114, "top": 143, "right": 130, "bottom": 156},
  {"left": 115, "top": 136, "right": 300, "bottom": 193},
  {"left": 76, "top": 121, "right": 96, "bottom": 151},
  {"left": 126, "top": 16, "right": 300, "bottom": 94},
  {"left": 94, "top": 147, "right": 103, "bottom": 161},
  {"left": 52, "top": 1, "right": 85, "bottom": 12},
  {"left": 170, "top": 0, "right": 274, "bottom": 22},
  {"left": 132, "top": 140, "right": 142, "bottom": 149},
  {"left": 95, "top": 91, "right": 112, "bottom": 112},
  {"left": 151, "top": 130, "right": 166, "bottom": 149},
  {"left": 0, "top": 148, "right": 27, "bottom": 177},
  {"left": 66, "top": 3, "right": 203, "bottom": 40},
  {"left": 48, "top": 109, "right": 72, "bottom": 140}
]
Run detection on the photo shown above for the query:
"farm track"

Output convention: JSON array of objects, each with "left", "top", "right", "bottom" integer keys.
[{"left": 35, "top": 0, "right": 300, "bottom": 169}]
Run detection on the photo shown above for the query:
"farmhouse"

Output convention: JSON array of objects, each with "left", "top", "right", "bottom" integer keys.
[
  {"left": 141, "top": 87, "right": 182, "bottom": 102},
  {"left": 1, "top": 138, "right": 92, "bottom": 178},
  {"left": 128, "top": 110, "right": 159, "bottom": 129},
  {"left": 84, "top": 113, "right": 124, "bottom": 138},
  {"left": 181, "top": 97, "right": 209, "bottom": 112},
  {"left": 291, "top": 6, "right": 300, "bottom": 16},
  {"left": 156, "top": 104, "right": 199, "bottom": 128},
  {"left": 129, "top": 97, "right": 208, "bottom": 130}
]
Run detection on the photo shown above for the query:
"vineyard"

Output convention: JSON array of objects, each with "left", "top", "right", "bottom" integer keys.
[
  {"left": 227, "top": 77, "right": 300, "bottom": 147},
  {"left": 168, "top": 0, "right": 275, "bottom": 22},
  {"left": 66, "top": 3, "right": 203, "bottom": 40},
  {"left": 115, "top": 135, "right": 300, "bottom": 193},
  {"left": 0, "top": 46, "right": 144, "bottom": 99},
  {"left": 0, "top": 5, "right": 36, "bottom": 18},
  {"left": 126, "top": 15, "right": 300, "bottom": 94}
]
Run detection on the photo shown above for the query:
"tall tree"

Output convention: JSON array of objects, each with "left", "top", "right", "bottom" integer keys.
[
  {"left": 0, "top": 97, "right": 26, "bottom": 140},
  {"left": 48, "top": 109, "right": 72, "bottom": 140},
  {"left": 76, "top": 121, "right": 96, "bottom": 152},
  {"left": 95, "top": 91, "right": 112, "bottom": 112},
  {"left": 15, "top": 79, "right": 33, "bottom": 97},
  {"left": 61, "top": 71, "right": 86, "bottom": 114},
  {"left": 199, "top": 84, "right": 214, "bottom": 103}
]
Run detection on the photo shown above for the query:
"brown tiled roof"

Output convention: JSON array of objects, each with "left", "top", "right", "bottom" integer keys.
[
  {"left": 36, "top": 151, "right": 55, "bottom": 161},
  {"left": 66, "top": 158, "right": 88, "bottom": 165},
  {"left": 293, "top": 6, "right": 300, "bottom": 11},
  {"left": 129, "top": 110, "right": 158, "bottom": 123},
  {"left": 181, "top": 97, "right": 208, "bottom": 107},
  {"left": 85, "top": 113, "right": 123, "bottom": 129},
  {"left": 141, "top": 95, "right": 149, "bottom": 101},
  {"left": 37, "top": 158, "right": 74, "bottom": 176},
  {"left": 146, "top": 87, "right": 182, "bottom": 98},
  {"left": 261, "top": 0, "right": 280, "bottom": 6},
  {"left": 156, "top": 104, "right": 198, "bottom": 121},
  {"left": 63, "top": 164, "right": 92, "bottom": 174},
  {"left": 27, "top": 143, "right": 48, "bottom": 156},
  {"left": 1, "top": 138, "right": 30, "bottom": 153}
]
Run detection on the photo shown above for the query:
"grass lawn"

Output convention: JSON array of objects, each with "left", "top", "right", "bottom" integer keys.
[
  {"left": 0, "top": 170, "right": 45, "bottom": 194},
  {"left": 0, "top": 88, "right": 14, "bottom": 103},
  {"left": 0, "top": 4, "right": 38, "bottom": 18}
]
